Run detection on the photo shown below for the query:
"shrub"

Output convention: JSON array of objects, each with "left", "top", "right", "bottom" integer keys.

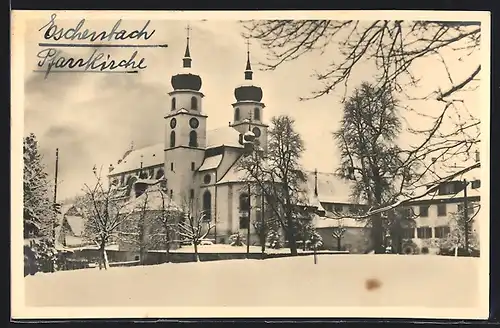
[
  {"left": 421, "top": 247, "right": 429, "bottom": 254},
  {"left": 229, "top": 232, "right": 245, "bottom": 246}
]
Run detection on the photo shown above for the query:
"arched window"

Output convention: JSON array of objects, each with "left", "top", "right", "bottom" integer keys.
[
  {"left": 191, "top": 96, "right": 198, "bottom": 110},
  {"left": 171, "top": 97, "right": 176, "bottom": 111},
  {"left": 170, "top": 131, "right": 176, "bottom": 148},
  {"left": 239, "top": 193, "right": 249, "bottom": 212},
  {"left": 189, "top": 130, "right": 198, "bottom": 147},
  {"left": 254, "top": 107, "right": 260, "bottom": 121},
  {"left": 202, "top": 190, "right": 212, "bottom": 221},
  {"left": 234, "top": 108, "right": 240, "bottom": 121},
  {"left": 155, "top": 168, "right": 164, "bottom": 179}
]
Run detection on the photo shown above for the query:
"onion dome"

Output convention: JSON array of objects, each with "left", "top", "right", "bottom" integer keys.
[
  {"left": 243, "top": 130, "right": 256, "bottom": 142},
  {"left": 234, "top": 40, "right": 263, "bottom": 102},
  {"left": 171, "top": 25, "right": 202, "bottom": 91}
]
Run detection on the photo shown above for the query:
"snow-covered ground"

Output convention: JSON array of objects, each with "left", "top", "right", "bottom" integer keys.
[{"left": 25, "top": 255, "right": 480, "bottom": 308}]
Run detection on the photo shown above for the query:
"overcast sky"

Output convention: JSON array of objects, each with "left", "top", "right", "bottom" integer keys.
[{"left": 22, "top": 16, "right": 483, "bottom": 200}]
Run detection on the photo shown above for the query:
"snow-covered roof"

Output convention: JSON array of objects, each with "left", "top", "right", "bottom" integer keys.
[
  {"left": 313, "top": 215, "right": 366, "bottom": 229},
  {"left": 124, "top": 183, "right": 182, "bottom": 213},
  {"left": 198, "top": 154, "right": 223, "bottom": 172},
  {"left": 206, "top": 126, "right": 244, "bottom": 149},
  {"left": 216, "top": 157, "right": 247, "bottom": 184},
  {"left": 65, "top": 216, "right": 84, "bottom": 237},
  {"left": 110, "top": 143, "right": 164, "bottom": 175},
  {"left": 303, "top": 171, "right": 360, "bottom": 205}
]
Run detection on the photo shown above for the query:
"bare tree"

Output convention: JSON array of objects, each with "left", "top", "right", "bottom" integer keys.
[
  {"left": 78, "top": 167, "right": 136, "bottom": 270},
  {"left": 237, "top": 115, "right": 308, "bottom": 256},
  {"left": 332, "top": 221, "right": 347, "bottom": 251},
  {"left": 177, "top": 201, "right": 215, "bottom": 262},
  {"left": 243, "top": 20, "right": 481, "bottom": 213}
]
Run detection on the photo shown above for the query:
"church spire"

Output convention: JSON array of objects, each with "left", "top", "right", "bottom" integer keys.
[
  {"left": 183, "top": 24, "right": 192, "bottom": 68},
  {"left": 244, "top": 38, "right": 253, "bottom": 81}
]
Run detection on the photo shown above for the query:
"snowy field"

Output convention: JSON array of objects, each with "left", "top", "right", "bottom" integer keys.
[{"left": 25, "top": 255, "right": 479, "bottom": 308}]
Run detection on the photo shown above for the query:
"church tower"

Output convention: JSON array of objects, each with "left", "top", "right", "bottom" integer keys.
[
  {"left": 164, "top": 25, "right": 207, "bottom": 210},
  {"left": 231, "top": 40, "right": 269, "bottom": 152}
]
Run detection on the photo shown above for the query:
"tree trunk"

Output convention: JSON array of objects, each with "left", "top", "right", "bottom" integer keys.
[
  {"left": 99, "top": 240, "right": 108, "bottom": 270},
  {"left": 164, "top": 228, "right": 171, "bottom": 263},
  {"left": 337, "top": 237, "right": 342, "bottom": 251},
  {"left": 259, "top": 228, "right": 266, "bottom": 259},
  {"left": 371, "top": 214, "right": 385, "bottom": 254},
  {"left": 193, "top": 241, "right": 200, "bottom": 262},
  {"left": 286, "top": 217, "right": 298, "bottom": 256}
]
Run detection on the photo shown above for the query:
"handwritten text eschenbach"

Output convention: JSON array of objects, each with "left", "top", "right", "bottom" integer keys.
[{"left": 36, "top": 14, "right": 166, "bottom": 78}]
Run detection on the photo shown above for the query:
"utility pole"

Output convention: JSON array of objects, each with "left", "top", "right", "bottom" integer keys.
[
  {"left": 463, "top": 179, "right": 469, "bottom": 256},
  {"left": 246, "top": 183, "right": 251, "bottom": 258},
  {"left": 52, "top": 148, "right": 59, "bottom": 273},
  {"left": 53, "top": 148, "right": 59, "bottom": 241},
  {"left": 261, "top": 190, "right": 265, "bottom": 259}
]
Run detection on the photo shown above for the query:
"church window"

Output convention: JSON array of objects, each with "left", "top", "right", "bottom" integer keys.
[
  {"left": 204, "top": 174, "right": 211, "bottom": 184},
  {"left": 170, "top": 118, "right": 177, "bottom": 129},
  {"left": 155, "top": 168, "right": 164, "bottom": 179},
  {"left": 239, "top": 193, "right": 250, "bottom": 212},
  {"left": 170, "top": 131, "right": 176, "bottom": 148},
  {"left": 189, "top": 118, "right": 199, "bottom": 129},
  {"left": 189, "top": 131, "right": 198, "bottom": 147},
  {"left": 191, "top": 162, "right": 195, "bottom": 171},
  {"left": 252, "top": 127, "right": 261, "bottom": 138},
  {"left": 170, "top": 162, "right": 174, "bottom": 171},
  {"left": 170, "top": 189, "right": 173, "bottom": 200},
  {"left": 202, "top": 190, "right": 212, "bottom": 221},
  {"left": 190, "top": 189, "right": 195, "bottom": 199},
  {"left": 239, "top": 216, "right": 249, "bottom": 229},
  {"left": 191, "top": 96, "right": 198, "bottom": 110},
  {"left": 254, "top": 107, "right": 260, "bottom": 121},
  {"left": 171, "top": 97, "right": 176, "bottom": 111},
  {"left": 234, "top": 108, "right": 240, "bottom": 121}
]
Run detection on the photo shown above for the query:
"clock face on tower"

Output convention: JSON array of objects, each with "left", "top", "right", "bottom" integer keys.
[
  {"left": 170, "top": 118, "right": 177, "bottom": 129},
  {"left": 189, "top": 118, "right": 199, "bottom": 129},
  {"left": 252, "top": 127, "right": 261, "bottom": 137}
]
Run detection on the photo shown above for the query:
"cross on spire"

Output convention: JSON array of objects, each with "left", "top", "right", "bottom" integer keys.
[
  {"left": 244, "top": 37, "right": 253, "bottom": 80},
  {"left": 183, "top": 23, "right": 192, "bottom": 68}
]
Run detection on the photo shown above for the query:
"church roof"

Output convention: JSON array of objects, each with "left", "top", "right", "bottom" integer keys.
[
  {"left": 109, "top": 128, "right": 244, "bottom": 176},
  {"left": 198, "top": 154, "right": 223, "bottom": 171},
  {"left": 110, "top": 143, "right": 164, "bottom": 175},
  {"left": 302, "top": 171, "right": 360, "bottom": 205},
  {"left": 206, "top": 126, "right": 244, "bottom": 149}
]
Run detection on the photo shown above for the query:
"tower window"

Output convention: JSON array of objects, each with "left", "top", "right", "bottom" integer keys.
[
  {"left": 171, "top": 97, "right": 176, "bottom": 111},
  {"left": 170, "top": 162, "right": 174, "bottom": 171},
  {"left": 254, "top": 107, "right": 261, "bottom": 121},
  {"left": 239, "top": 193, "right": 250, "bottom": 212},
  {"left": 191, "top": 96, "right": 198, "bottom": 110},
  {"left": 191, "top": 162, "right": 195, "bottom": 171},
  {"left": 189, "top": 130, "right": 198, "bottom": 147},
  {"left": 202, "top": 190, "right": 212, "bottom": 221},
  {"left": 170, "top": 131, "right": 176, "bottom": 148},
  {"left": 234, "top": 108, "right": 240, "bottom": 121}
]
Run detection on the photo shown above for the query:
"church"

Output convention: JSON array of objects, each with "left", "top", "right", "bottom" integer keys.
[{"left": 106, "top": 29, "right": 359, "bottom": 246}]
